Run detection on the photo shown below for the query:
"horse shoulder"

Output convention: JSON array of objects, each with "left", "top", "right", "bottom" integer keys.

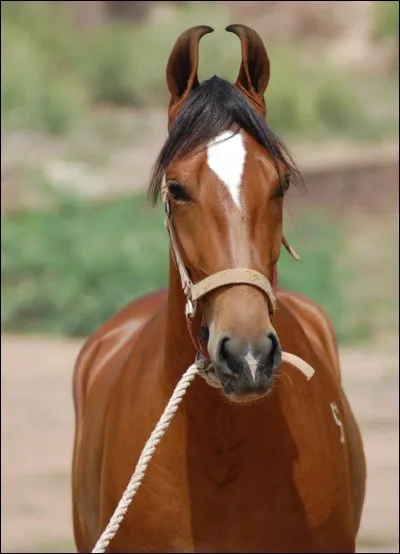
[
  {"left": 72, "top": 289, "right": 168, "bottom": 550},
  {"left": 72, "top": 289, "right": 168, "bottom": 416}
]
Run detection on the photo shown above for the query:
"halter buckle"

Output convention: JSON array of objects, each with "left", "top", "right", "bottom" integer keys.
[{"left": 185, "top": 298, "right": 196, "bottom": 318}]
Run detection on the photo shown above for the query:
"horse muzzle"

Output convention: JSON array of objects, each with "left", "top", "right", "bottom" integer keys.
[{"left": 211, "top": 330, "right": 282, "bottom": 401}]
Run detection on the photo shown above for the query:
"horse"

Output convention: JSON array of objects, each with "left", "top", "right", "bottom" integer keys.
[{"left": 72, "top": 25, "right": 366, "bottom": 553}]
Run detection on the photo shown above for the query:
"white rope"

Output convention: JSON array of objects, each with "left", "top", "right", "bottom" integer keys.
[{"left": 91, "top": 362, "right": 199, "bottom": 553}]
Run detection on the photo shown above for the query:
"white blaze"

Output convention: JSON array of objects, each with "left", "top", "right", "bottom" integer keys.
[
  {"left": 245, "top": 351, "right": 258, "bottom": 382},
  {"left": 207, "top": 130, "right": 246, "bottom": 208}
]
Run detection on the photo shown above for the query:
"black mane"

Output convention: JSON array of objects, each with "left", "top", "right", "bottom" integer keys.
[{"left": 148, "top": 76, "right": 300, "bottom": 204}]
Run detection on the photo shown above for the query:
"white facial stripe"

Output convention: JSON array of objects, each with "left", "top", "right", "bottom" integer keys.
[
  {"left": 206, "top": 130, "right": 246, "bottom": 208},
  {"left": 245, "top": 351, "right": 258, "bottom": 382}
]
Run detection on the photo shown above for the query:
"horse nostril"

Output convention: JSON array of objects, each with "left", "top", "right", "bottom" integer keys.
[
  {"left": 217, "top": 336, "right": 240, "bottom": 377},
  {"left": 219, "top": 336, "right": 230, "bottom": 361},
  {"left": 266, "top": 332, "right": 281, "bottom": 368}
]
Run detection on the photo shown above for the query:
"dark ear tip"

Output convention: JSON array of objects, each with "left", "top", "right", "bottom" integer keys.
[
  {"left": 225, "top": 24, "right": 246, "bottom": 34},
  {"left": 176, "top": 25, "right": 214, "bottom": 42},
  {"left": 198, "top": 25, "right": 214, "bottom": 34}
]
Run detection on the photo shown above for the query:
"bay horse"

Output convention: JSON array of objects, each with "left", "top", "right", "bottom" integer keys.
[{"left": 72, "top": 25, "right": 366, "bottom": 553}]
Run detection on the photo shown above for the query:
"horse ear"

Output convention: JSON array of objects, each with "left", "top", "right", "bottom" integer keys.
[
  {"left": 226, "top": 24, "right": 270, "bottom": 115},
  {"left": 166, "top": 25, "right": 214, "bottom": 125}
]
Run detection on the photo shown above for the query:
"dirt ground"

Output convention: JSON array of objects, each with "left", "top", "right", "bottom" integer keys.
[{"left": 1, "top": 333, "right": 398, "bottom": 553}]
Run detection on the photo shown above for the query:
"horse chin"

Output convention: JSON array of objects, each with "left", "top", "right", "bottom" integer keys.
[
  {"left": 221, "top": 381, "right": 273, "bottom": 405},
  {"left": 223, "top": 391, "right": 270, "bottom": 405}
]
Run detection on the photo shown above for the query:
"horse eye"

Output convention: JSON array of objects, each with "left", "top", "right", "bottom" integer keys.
[
  {"left": 283, "top": 176, "right": 291, "bottom": 193},
  {"left": 168, "top": 182, "right": 190, "bottom": 202},
  {"left": 278, "top": 176, "right": 291, "bottom": 197}
]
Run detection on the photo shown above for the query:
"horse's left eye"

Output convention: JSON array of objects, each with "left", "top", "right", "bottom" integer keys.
[{"left": 168, "top": 182, "right": 190, "bottom": 202}]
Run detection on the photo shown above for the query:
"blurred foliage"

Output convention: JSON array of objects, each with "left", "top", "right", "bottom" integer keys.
[
  {"left": 1, "top": 192, "right": 168, "bottom": 336},
  {"left": 264, "top": 47, "right": 383, "bottom": 140},
  {"left": 1, "top": 2, "right": 85, "bottom": 132},
  {"left": 1, "top": 191, "right": 367, "bottom": 344},
  {"left": 374, "top": 1, "right": 399, "bottom": 41},
  {"left": 1, "top": 0, "right": 391, "bottom": 139},
  {"left": 0, "top": 12, "right": 87, "bottom": 133}
]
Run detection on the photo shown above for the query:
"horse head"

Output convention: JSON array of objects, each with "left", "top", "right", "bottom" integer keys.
[{"left": 149, "top": 25, "right": 300, "bottom": 403}]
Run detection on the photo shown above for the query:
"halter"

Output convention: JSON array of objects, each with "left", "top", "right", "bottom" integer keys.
[{"left": 162, "top": 185, "right": 314, "bottom": 382}]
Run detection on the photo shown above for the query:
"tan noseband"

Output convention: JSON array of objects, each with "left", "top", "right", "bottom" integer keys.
[{"left": 191, "top": 267, "right": 276, "bottom": 313}]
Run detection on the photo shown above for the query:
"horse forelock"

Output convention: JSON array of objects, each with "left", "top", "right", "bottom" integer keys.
[{"left": 148, "top": 76, "right": 302, "bottom": 205}]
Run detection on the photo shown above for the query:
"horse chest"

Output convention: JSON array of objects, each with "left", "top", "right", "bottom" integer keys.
[
  {"left": 179, "top": 404, "right": 354, "bottom": 552},
  {"left": 108, "top": 441, "right": 353, "bottom": 553},
  {"left": 98, "top": 373, "right": 354, "bottom": 552}
]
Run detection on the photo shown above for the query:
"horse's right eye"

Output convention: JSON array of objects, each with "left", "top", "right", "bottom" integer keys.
[{"left": 168, "top": 183, "right": 191, "bottom": 202}]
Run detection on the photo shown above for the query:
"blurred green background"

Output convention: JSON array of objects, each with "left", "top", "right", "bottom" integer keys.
[{"left": 1, "top": 0, "right": 398, "bottom": 344}]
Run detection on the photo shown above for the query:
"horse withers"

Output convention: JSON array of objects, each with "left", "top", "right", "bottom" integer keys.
[{"left": 72, "top": 25, "right": 366, "bottom": 553}]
